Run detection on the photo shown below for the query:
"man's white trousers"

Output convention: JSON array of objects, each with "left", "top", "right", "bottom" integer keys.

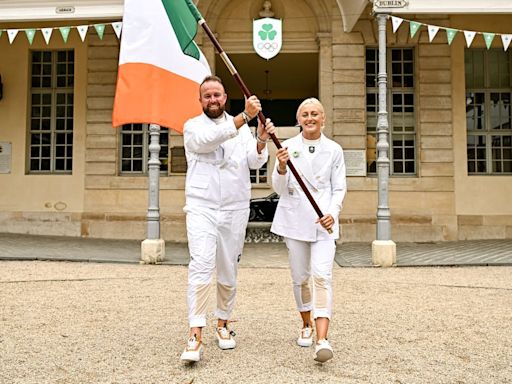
[{"left": 186, "top": 207, "right": 249, "bottom": 328}]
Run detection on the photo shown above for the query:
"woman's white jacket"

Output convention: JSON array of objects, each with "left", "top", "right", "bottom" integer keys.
[{"left": 271, "top": 133, "right": 346, "bottom": 241}]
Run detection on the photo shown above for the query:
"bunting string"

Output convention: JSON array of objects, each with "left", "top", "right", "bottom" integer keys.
[
  {"left": 390, "top": 16, "right": 512, "bottom": 51},
  {"left": 0, "top": 22, "right": 122, "bottom": 45}
]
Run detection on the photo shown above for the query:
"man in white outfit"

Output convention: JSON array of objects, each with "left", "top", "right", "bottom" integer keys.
[{"left": 180, "top": 75, "right": 275, "bottom": 362}]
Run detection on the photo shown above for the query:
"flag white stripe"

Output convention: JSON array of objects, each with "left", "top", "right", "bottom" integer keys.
[{"left": 119, "top": 0, "right": 209, "bottom": 83}]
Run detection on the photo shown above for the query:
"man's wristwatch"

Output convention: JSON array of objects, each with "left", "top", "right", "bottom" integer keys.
[
  {"left": 241, "top": 111, "right": 251, "bottom": 124},
  {"left": 256, "top": 135, "right": 268, "bottom": 144}
]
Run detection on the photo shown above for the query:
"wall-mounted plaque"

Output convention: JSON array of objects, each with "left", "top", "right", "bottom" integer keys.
[
  {"left": 0, "top": 142, "right": 11, "bottom": 174},
  {"left": 343, "top": 149, "right": 366, "bottom": 177},
  {"left": 374, "top": 0, "right": 408, "bottom": 8}
]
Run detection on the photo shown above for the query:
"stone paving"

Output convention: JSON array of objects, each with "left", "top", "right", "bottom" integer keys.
[
  {"left": 1, "top": 233, "right": 512, "bottom": 267},
  {"left": 338, "top": 240, "right": 512, "bottom": 267}
]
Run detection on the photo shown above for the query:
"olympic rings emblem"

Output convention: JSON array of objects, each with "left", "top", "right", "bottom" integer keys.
[{"left": 257, "top": 42, "right": 279, "bottom": 52}]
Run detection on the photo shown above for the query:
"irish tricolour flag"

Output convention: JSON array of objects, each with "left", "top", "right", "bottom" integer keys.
[{"left": 112, "top": 0, "right": 211, "bottom": 132}]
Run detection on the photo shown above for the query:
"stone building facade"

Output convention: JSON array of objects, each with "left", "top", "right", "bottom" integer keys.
[{"left": 1, "top": 0, "right": 511, "bottom": 242}]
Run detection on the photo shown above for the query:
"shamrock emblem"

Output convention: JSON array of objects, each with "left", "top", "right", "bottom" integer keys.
[{"left": 258, "top": 24, "right": 277, "bottom": 41}]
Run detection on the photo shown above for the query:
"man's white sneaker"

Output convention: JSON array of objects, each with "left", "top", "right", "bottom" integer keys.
[
  {"left": 180, "top": 335, "right": 202, "bottom": 362},
  {"left": 297, "top": 326, "right": 314, "bottom": 347},
  {"left": 314, "top": 339, "right": 333, "bottom": 363},
  {"left": 216, "top": 327, "right": 236, "bottom": 350}
]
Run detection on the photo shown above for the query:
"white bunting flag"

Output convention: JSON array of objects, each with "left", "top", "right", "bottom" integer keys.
[
  {"left": 77, "top": 25, "right": 88, "bottom": 42},
  {"left": 391, "top": 16, "right": 403, "bottom": 33},
  {"left": 428, "top": 25, "right": 439, "bottom": 42},
  {"left": 464, "top": 31, "right": 477, "bottom": 48},
  {"left": 111, "top": 22, "right": 122, "bottom": 39},
  {"left": 41, "top": 28, "right": 53, "bottom": 44},
  {"left": 501, "top": 34, "right": 512, "bottom": 51},
  {"left": 7, "top": 29, "right": 19, "bottom": 44}
]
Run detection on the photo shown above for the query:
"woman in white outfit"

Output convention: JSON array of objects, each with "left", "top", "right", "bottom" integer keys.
[{"left": 271, "top": 98, "right": 346, "bottom": 363}]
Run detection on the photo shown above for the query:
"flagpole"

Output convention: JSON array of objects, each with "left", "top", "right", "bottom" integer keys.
[{"left": 184, "top": 0, "right": 331, "bottom": 232}]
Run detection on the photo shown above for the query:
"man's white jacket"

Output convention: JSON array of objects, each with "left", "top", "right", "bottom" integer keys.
[
  {"left": 184, "top": 112, "right": 268, "bottom": 211},
  {"left": 271, "top": 133, "right": 347, "bottom": 241}
]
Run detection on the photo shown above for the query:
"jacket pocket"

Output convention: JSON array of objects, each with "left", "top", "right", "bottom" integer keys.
[
  {"left": 189, "top": 174, "right": 209, "bottom": 189},
  {"left": 279, "top": 196, "right": 300, "bottom": 209}
]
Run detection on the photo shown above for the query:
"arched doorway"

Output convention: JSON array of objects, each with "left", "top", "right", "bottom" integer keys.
[{"left": 199, "top": 0, "right": 332, "bottom": 129}]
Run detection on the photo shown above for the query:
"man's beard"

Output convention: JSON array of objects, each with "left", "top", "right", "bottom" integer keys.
[{"left": 204, "top": 103, "right": 225, "bottom": 119}]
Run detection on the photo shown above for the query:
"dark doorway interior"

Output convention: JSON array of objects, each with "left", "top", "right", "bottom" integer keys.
[{"left": 215, "top": 53, "right": 318, "bottom": 126}]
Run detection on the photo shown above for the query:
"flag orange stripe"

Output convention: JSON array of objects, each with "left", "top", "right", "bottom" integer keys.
[{"left": 112, "top": 63, "right": 202, "bottom": 132}]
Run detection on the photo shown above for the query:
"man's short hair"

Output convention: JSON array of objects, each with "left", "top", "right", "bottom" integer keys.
[{"left": 200, "top": 75, "right": 223, "bottom": 88}]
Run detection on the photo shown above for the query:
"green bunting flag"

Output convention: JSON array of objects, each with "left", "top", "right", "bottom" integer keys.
[
  {"left": 483, "top": 33, "right": 495, "bottom": 49},
  {"left": 94, "top": 24, "right": 105, "bottom": 40},
  {"left": 409, "top": 21, "right": 421, "bottom": 38},
  {"left": 59, "top": 27, "right": 71, "bottom": 43},
  {"left": 390, "top": 17, "right": 511, "bottom": 51},
  {"left": 446, "top": 28, "right": 458, "bottom": 45},
  {"left": 25, "top": 29, "right": 36, "bottom": 45},
  {"left": 1, "top": 22, "right": 125, "bottom": 45}
]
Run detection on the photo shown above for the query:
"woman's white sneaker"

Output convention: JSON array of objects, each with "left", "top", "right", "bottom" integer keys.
[
  {"left": 216, "top": 327, "right": 236, "bottom": 350},
  {"left": 314, "top": 339, "right": 333, "bottom": 363},
  {"left": 297, "top": 326, "right": 314, "bottom": 347},
  {"left": 180, "top": 335, "right": 202, "bottom": 362}
]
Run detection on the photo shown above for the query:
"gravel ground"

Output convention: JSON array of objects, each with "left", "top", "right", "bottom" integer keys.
[{"left": 1, "top": 261, "right": 511, "bottom": 384}]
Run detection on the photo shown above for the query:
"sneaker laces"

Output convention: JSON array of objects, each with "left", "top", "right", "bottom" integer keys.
[
  {"left": 217, "top": 326, "right": 236, "bottom": 338},
  {"left": 302, "top": 326, "right": 313, "bottom": 338},
  {"left": 186, "top": 335, "right": 200, "bottom": 350}
]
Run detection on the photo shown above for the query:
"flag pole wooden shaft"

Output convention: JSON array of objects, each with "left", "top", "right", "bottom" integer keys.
[{"left": 196, "top": 19, "right": 331, "bottom": 232}]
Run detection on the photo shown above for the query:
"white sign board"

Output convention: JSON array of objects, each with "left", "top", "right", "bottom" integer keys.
[
  {"left": 253, "top": 18, "right": 282, "bottom": 60},
  {"left": 0, "top": 142, "right": 12, "bottom": 174},
  {"left": 344, "top": 149, "right": 366, "bottom": 177},
  {"left": 374, "top": 0, "right": 408, "bottom": 8}
]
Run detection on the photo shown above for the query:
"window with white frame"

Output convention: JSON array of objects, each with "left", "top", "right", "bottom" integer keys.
[
  {"left": 366, "top": 47, "right": 416, "bottom": 175},
  {"left": 120, "top": 124, "right": 169, "bottom": 174},
  {"left": 465, "top": 49, "right": 512, "bottom": 174},
  {"left": 29, "top": 50, "right": 74, "bottom": 173},
  {"left": 250, "top": 163, "right": 268, "bottom": 184}
]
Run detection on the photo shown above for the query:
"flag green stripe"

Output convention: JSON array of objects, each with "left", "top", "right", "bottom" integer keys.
[
  {"left": 184, "top": 0, "right": 203, "bottom": 23},
  {"left": 161, "top": 0, "right": 200, "bottom": 60}
]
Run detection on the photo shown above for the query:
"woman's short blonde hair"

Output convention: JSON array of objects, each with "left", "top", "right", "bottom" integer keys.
[{"left": 296, "top": 97, "right": 325, "bottom": 122}]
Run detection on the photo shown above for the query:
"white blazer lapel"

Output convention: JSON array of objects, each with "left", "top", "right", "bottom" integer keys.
[
  {"left": 288, "top": 136, "right": 317, "bottom": 191},
  {"left": 312, "top": 134, "right": 331, "bottom": 176}
]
